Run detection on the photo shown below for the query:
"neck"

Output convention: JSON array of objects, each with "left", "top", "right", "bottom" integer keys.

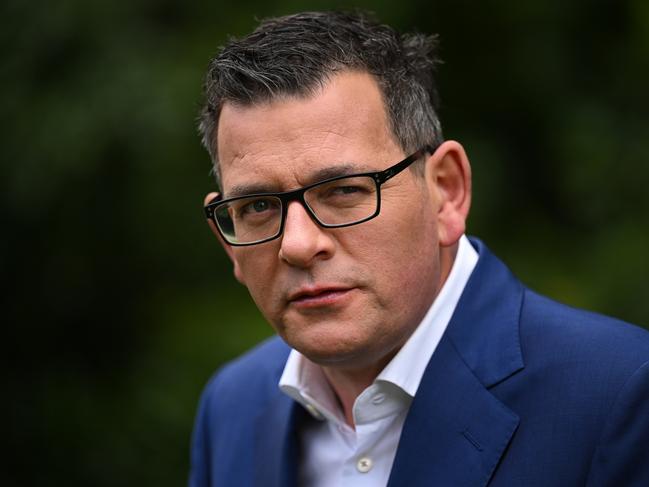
[{"left": 321, "top": 357, "right": 393, "bottom": 428}]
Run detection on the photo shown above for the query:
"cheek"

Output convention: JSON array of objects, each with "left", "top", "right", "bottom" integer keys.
[
  {"left": 360, "top": 204, "right": 440, "bottom": 296},
  {"left": 372, "top": 199, "right": 438, "bottom": 260},
  {"left": 234, "top": 249, "right": 279, "bottom": 309}
]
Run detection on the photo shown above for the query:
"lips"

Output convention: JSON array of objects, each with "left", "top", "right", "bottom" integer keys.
[{"left": 287, "top": 286, "right": 354, "bottom": 308}]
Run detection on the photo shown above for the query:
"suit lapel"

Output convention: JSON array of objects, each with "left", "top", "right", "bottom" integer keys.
[
  {"left": 254, "top": 375, "right": 305, "bottom": 487},
  {"left": 388, "top": 337, "right": 519, "bottom": 486},
  {"left": 389, "top": 239, "right": 525, "bottom": 486}
]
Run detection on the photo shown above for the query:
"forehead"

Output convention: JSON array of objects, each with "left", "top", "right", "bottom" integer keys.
[{"left": 216, "top": 71, "right": 403, "bottom": 194}]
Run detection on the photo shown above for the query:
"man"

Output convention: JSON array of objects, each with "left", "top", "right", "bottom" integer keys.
[{"left": 190, "top": 11, "right": 649, "bottom": 487}]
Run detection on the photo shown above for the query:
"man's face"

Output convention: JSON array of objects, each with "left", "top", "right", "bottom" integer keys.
[{"left": 214, "top": 71, "right": 461, "bottom": 371}]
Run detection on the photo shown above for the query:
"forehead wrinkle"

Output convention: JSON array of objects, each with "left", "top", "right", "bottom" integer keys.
[
  {"left": 225, "top": 161, "right": 375, "bottom": 199},
  {"left": 302, "top": 163, "right": 371, "bottom": 185}
]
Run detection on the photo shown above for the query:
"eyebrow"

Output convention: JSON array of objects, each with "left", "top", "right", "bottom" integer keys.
[{"left": 225, "top": 162, "right": 372, "bottom": 198}]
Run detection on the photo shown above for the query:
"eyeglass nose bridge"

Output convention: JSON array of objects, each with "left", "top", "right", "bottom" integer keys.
[{"left": 276, "top": 185, "right": 326, "bottom": 234}]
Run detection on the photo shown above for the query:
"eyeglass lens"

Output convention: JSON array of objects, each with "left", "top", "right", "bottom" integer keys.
[{"left": 215, "top": 175, "right": 379, "bottom": 244}]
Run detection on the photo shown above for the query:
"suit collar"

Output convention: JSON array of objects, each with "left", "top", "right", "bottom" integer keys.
[
  {"left": 447, "top": 237, "right": 525, "bottom": 387},
  {"left": 254, "top": 374, "right": 305, "bottom": 487}
]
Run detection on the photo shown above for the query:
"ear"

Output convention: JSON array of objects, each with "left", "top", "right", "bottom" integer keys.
[
  {"left": 423, "top": 141, "right": 472, "bottom": 247},
  {"left": 204, "top": 192, "right": 246, "bottom": 285}
]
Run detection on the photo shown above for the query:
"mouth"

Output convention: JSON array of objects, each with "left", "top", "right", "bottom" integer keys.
[{"left": 287, "top": 286, "right": 354, "bottom": 309}]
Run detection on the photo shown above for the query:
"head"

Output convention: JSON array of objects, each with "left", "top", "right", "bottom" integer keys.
[{"left": 200, "top": 11, "right": 471, "bottom": 373}]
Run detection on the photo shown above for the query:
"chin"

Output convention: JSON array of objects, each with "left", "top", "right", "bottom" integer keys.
[
  {"left": 291, "top": 333, "right": 396, "bottom": 372},
  {"left": 283, "top": 327, "right": 372, "bottom": 365}
]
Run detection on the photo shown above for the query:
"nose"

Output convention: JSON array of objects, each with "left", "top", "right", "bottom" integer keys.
[{"left": 278, "top": 201, "right": 335, "bottom": 267}]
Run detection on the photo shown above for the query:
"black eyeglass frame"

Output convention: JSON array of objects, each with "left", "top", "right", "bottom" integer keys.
[{"left": 204, "top": 144, "right": 437, "bottom": 246}]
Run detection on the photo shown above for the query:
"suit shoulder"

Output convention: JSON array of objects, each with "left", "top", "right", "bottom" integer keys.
[
  {"left": 521, "top": 289, "right": 649, "bottom": 370},
  {"left": 190, "top": 337, "right": 294, "bottom": 484},
  {"left": 201, "top": 336, "right": 291, "bottom": 409}
]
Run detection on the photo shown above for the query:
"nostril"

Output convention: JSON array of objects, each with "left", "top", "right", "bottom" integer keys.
[{"left": 279, "top": 206, "right": 335, "bottom": 267}]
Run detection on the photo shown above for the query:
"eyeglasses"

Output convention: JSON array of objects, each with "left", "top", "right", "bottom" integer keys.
[{"left": 204, "top": 145, "right": 436, "bottom": 246}]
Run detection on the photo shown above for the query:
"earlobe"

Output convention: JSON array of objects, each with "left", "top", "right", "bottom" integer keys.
[
  {"left": 220, "top": 240, "right": 246, "bottom": 285},
  {"left": 229, "top": 251, "right": 246, "bottom": 285},
  {"left": 425, "top": 141, "right": 472, "bottom": 246}
]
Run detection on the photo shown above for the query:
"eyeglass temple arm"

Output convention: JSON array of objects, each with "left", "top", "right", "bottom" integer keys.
[{"left": 376, "top": 144, "right": 437, "bottom": 184}]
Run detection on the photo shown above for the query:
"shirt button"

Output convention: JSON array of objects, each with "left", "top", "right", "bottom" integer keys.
[
  {"left": 357, "top": 456, "right": 373, "bottom": 473},
  {"left": 371, "top": 393, "right": 386, "bottom": 405}
]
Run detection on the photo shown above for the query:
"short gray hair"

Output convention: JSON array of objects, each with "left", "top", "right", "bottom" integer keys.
[{"left": 199, "top": 10, "right": 444, "bottom": 187}]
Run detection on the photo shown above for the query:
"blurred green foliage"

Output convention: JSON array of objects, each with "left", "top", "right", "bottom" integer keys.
[{"left": 3, "top": 0, "right": 647, "bottom": 484}]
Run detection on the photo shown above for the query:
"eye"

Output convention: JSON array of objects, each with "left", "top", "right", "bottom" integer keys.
[
  {"left": 308, "top": 176, "right": 376, "bottom": 207},
  {"left": 332, "top": 185, "right": 362, "bottom": 195},
  {"left": 243, "top": 199, "right": 272, "bottom": 214},
  {"left": 234, "top": 197, "right": 281, "bottom": 220},
  {"left": 324, "top": 180, "right": 374, "bottom": 199}
]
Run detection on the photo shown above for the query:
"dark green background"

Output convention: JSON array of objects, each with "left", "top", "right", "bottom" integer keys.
[{"left": 4, "top": 0, "right": 648, "bottom": 485}]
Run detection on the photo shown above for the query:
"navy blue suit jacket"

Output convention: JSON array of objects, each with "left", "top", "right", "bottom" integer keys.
[{"left": 190, "top": 239, "right": 649, "bottom": 486}]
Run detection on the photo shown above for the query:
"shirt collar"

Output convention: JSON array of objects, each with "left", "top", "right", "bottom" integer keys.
[
  {"left": 377, "top": 235, "right": 478, "bottom": 396},
  {"left": 279, "top": 235, "right": 478, "bottom": 420}
]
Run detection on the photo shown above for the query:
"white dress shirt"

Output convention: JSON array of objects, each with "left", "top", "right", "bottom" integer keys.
[{"left": 279, "top": 235, "right": 479, "bottom": 487}]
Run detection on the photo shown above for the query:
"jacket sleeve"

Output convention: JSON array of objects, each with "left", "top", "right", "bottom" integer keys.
[{"left": 586, "top": 360, "right": 649, "bottom": 486}]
